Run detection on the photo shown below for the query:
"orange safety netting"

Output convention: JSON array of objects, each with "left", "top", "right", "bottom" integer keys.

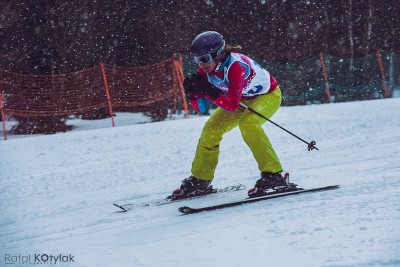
[{"left": 0, "top": 56, "right": 188, "bottom": 139}]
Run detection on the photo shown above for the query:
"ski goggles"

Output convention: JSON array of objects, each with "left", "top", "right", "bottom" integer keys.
[{"left": 193, "top": 54, "right": 213, "bottom": 65}]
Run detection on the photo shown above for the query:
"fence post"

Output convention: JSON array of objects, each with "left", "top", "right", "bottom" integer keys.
[
  {"left": 173, "top": 55, "right": 189, "bottom": 118},
  {"left": 319, "top": 51, "right": 332, "bottom": 103},
  {"left": 376, "top": 50, "right": 389, "bottom": 98},
  {"left": 100, "top": 63, "right": 115, "bottom": 127},
  {"left": 178, "top": 55, "right": 189, "bottom": 117},
  {"left": 0, "top": 90, "right": 7, "bottom": 140}
]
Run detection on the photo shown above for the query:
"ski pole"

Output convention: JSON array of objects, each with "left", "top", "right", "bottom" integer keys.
[{"left": 239, "top": 102, "right": 318, "bottom": 151}]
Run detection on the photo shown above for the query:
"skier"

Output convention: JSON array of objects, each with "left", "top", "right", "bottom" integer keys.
[{"left": 172, "top": 31, "right": 288, "bottom": 199}]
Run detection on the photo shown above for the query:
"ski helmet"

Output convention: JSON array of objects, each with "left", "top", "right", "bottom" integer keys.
[{"left": 190, "top": 31, "right": 225, "bottom": 58}]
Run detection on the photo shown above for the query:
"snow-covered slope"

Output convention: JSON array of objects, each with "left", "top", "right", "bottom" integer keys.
[{"left": 1, "top": 99, "right": 399, "bottom": 267}]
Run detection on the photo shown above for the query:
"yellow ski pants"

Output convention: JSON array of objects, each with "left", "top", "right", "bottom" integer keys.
[{"left": 192, "top": 86, "right": 283, "bottom": 181}]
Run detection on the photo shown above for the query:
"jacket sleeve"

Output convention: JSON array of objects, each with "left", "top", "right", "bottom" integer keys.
[
  {"left": 212, "top": 61, "right": 245, "bottom": 112},
  {"left": 189, "top": 97, "right": 210, "bottom": 114}
]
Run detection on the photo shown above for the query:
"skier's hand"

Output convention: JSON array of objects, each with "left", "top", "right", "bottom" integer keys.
[
  {"left": 183, "top": 75, "right": 199, "bottom": 99},
  {"left": 184, "top": 73, "right": 221, "bottom": 100}
]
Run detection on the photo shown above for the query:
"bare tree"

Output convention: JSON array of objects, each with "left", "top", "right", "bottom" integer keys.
[
  {"left": 365, "top": 0, "right": 373, "bottom": 51},
  {"left": 347, "top": 0, "right": 354, "bottom": 78}
]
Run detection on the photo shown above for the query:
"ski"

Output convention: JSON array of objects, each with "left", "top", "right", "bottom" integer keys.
[
  {"left": 113, "top": 183, "right": 246, "bottom": 212},
  {"left": 178, "top": 185, "right": 340, "bottom": 214}
]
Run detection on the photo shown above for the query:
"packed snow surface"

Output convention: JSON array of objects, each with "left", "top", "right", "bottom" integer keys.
[{"left": 1, "top": 98, "right": 399, "bottom": 267}]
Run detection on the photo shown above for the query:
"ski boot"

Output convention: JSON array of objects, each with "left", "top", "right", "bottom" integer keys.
[
  {"left": 248, "top": 172, "right": 292, "bottom": 198},
  {"left": 171, "top": 176, "right": 213, "bottom": 200}
]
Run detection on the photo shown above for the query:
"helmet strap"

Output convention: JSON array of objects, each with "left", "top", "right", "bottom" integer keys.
[{"left": 214, "top": 51, "right": 227, "bottom": 62}]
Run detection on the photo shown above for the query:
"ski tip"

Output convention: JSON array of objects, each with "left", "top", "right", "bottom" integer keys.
[
  {"left": 113, "top": 203, "right": 128, "bottom": 212},
  {"left": 178, "top": 206, "right": 193, "bottom": 214}
]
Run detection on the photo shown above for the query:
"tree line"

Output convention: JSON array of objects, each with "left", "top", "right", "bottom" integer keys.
[
  {"left": 1, "top": 0, "right": 399, "bottom": 74},
  {"left": 0, "top": 0, "right": 399, "bottom": 134}
]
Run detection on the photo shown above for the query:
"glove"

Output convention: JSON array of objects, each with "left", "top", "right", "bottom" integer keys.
[
  {"left": 184, "top": 73, "right": 222, "bottom": 100},
  {"left": 183, "top": 75, "right": 198, "bottom": 99}
]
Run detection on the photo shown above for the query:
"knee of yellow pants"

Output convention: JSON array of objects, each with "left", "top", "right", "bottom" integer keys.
[
  {"left": 239, "top": 121, "right": 283, "bottom": 173},
  {"left": 198, "top": 121, "right": 224, "bottom": 149},
  {"left": 238, "top": 114, "right": 267, "bottom": 147},
  {"left": 191, "top": 121, "right": 224, "bottom": 181}
]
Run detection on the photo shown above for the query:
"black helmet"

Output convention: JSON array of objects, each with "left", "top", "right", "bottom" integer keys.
[{"left": 190, "top": 31, "right": 225, "bottom": 57}]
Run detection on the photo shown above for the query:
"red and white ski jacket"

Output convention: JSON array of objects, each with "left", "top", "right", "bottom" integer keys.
[{"left": 190, "top": 52, "right": 278, "bottom": 113}]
